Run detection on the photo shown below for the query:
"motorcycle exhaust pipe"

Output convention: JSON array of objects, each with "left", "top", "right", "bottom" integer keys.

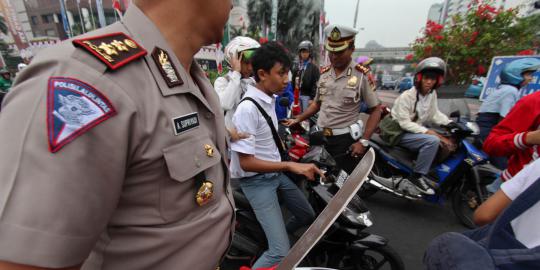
[{"left": 367, "top": 177, "right": 422, "bottom": 200}]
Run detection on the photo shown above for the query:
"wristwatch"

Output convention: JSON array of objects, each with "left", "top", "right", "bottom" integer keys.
[{"left": 359, "top": 139, "right": 369, "bottom": 147}]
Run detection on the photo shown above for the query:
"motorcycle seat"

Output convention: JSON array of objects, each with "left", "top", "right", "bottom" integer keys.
[{"left": 370, "top": 134, "right": 416, "bottom": 169}]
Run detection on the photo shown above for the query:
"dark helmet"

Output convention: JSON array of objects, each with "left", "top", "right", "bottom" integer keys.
[
  {"left": 298, "top": 40, "right": 313, "bottom": 53},
  {"left": 414, "top": 57, "right": 446, "bottom": 89},
  {"left": 500, "top": 58, "right": 540, "bottom": 86}
]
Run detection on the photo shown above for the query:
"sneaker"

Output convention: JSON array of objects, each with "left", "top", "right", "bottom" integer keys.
[{"left": 409, "top": 175, "right": 435, "bottom": 195}]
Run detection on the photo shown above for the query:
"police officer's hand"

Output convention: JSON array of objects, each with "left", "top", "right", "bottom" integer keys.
[
  {"left": 231, "top": 53, "right": 242, "bottom": 72},
  {"left": 287, "top": 162, "right": 325, "bottom": 181},
  {"left": 228, "top": 127, "right": 250, "bottom": 142},
  {"left": 440, "top": 136, "right": 456, "bottom": 152},
  {"left": 282, "top": 118, "right": 299, "bottom": 127},
  {"left": 350, "top": 142, "right": 366, "bottom": 158}
]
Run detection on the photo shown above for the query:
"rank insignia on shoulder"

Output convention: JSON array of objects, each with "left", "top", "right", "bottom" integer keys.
[
  {"left": 152, "top": 47, "right": 183, "bottom": 88},
  {"left": 320, "top": 66, "right": 331, "bottom": 73},
  {"left": 47, "top": 77, "right": 117, "bottom": 153},
  {"left": 355, "top": 64, "right": 370, "bottom": 74},
  {"left": 73, "top": 32, "right": 147, "bottom": 70}
]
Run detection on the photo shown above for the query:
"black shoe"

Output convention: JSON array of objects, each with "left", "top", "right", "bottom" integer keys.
[{"left": 409, "top": 174, "right": 435, "bottom": 195}]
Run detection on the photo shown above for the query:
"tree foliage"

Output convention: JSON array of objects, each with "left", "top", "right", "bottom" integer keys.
[
  {"left": 411, "top": 0, "right": 538, "bottom": 85},
  {"left": 0, "top": 17, "right": 22, "bottom": 72},
  {"left": 246, "top": 0, "right": 320, "bottom": 60}
]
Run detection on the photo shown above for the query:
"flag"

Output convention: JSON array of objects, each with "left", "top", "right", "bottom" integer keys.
[
  {"left": 58, "top": 0, "right": 72, "bottom": 38},
  {"left": 122, "top": 0, "right": 129, "bottom": 9},
  {"left": 112, "top": 0, "right": 121, "bottom": 11},
  {"left": 96, "top": 0, "right": 106, "bottom": 27}
]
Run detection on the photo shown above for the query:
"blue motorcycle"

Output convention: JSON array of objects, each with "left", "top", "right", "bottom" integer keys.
[{"left": 360, "top": 114, "right": 500, "bottom": 228}]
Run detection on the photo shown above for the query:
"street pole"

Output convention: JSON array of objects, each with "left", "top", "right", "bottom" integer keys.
[
  {"left": 88, "top": 0, "right": 96, "bottom": 30},
  {"left": 77, "top": 0, "right": 86, "bottom": 33},
  {"left": 270, "top": 0, "right": 278, "bottom": 40},
  {"left": 353, "top": 0, "right": 360, "bottom": 28}
]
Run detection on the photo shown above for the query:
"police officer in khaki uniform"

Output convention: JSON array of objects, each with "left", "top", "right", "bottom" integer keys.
[
  {"left": 0, "top": 0, "right": 234, "bottom": 269},
  {"left": 285, "top": 25, "right": 382, "bottom": 173}
]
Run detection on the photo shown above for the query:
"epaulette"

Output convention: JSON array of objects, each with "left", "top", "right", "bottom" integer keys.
[
  {"left": 355, "top": 64, "right": 370, "bottom": 74},
  {"left": 320, "top": 65, "right": 331, "bottom": 73},
  {"left": 73, "top": 32, "right": 147, "bottom": 70}
]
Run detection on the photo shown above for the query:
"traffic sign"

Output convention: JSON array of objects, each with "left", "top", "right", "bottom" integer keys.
[{"left": 479, "top": 55, "right": 540, "bottom": 101}]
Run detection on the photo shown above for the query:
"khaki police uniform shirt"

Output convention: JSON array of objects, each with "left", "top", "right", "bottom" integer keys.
[
  {"left": 0, "top": 5, "right": 233, "bottom": 270},
  {"left": 314, "top": 60, "right": 379, "bottom": 129}
]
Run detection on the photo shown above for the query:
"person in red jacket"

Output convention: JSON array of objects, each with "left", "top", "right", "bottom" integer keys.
[{"left": 483, "top": 91, "right": 540, "bottom": 188}]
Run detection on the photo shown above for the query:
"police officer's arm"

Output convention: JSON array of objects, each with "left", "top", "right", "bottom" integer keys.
[
  {"left": 359, "top": 76, "right": 383, "bottom": 140},
  {"left": 0, "top": 59, "right": 132, "bottom": 267},
  {"left": 283, "top": 93, "right": 321, "bottom": 127}
]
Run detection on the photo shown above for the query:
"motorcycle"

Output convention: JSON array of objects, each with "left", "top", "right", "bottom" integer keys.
[
  {"left": 223, "top": 128, "right": 404, "bottom": 270},
  {"left": 361, "top": 112, "right": 500, "bottom": 228}
]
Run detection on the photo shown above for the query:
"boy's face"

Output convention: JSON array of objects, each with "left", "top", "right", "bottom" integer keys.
[
  {"left": 259, "top": 62, "right": 290, "bottom": 94},
  {"left": 521, "top": 71, "right": 534, "bottom": 87}
]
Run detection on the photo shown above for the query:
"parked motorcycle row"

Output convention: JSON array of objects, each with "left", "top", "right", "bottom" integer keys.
[{"left": 223, "top": 102, "right": 499, "bottom": 270}]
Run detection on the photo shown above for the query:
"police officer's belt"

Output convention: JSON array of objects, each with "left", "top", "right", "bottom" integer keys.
[{"left": 322, "top": 127, "right": 350, "bottom": 137}]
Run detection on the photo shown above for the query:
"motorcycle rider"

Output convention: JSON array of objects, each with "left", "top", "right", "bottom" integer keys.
[
  {"left": 476, "top": 58, "right": 540, "bottom": 170},
  {"left": 230, "top": 42, "right": 323, "bottom": 269},
  {"left": 214, "top": 36, "right": 260, "bottom": 140},
  {"left": 293, "top": 40, "right": 320, "bottom": 112},
  {"left": 390, "top": 57, "right": 455, "bottom": 195}
]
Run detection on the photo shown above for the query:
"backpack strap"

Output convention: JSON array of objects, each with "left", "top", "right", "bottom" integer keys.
[{"left": 241, "top": 97, "right": 287, "bottom": 159}]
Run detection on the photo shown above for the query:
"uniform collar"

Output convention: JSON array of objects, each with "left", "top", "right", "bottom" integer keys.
[
  {"left": 121, "top": 4, "right": 215, "bottom": 114},
  {"left": 330, "top": 60, "right": 356, "bottom": 80},
  {"left": 245, "top": 84, "right": 275, "bottom": 105}
]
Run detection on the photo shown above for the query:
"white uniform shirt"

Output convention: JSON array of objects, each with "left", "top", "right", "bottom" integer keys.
[
  {"left": 214, "top": 71, "right": 256, "bottom": 129},
  {"left": 501, "top": 158, "right": 540, "bottom": 248},
  {"left": 230, "top": 85, "right": 281, "bottom": 178}
]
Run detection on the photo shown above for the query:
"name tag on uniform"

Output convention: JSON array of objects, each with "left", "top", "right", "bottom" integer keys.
[{"left": 172, "top": 112, "right": 199, "bottom": 135}]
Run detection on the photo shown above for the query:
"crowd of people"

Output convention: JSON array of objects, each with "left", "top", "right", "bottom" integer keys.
[{"left": 0, "top": 0, "right": 538, "bottom": 269}]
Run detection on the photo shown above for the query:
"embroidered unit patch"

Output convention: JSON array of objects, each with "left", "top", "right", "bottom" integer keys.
[{"left": 47, "top": 77, "right": 117, "bottom": 153}]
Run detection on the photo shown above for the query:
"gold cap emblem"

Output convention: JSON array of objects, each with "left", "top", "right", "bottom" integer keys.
[{"left": 330, "top": 27, "right": 341, "bottom": 41}]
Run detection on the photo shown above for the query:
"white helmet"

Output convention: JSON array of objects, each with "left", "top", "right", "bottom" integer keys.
[
  {"left": 17, "top": 63, "right": 27, "bottom": 71},
  {"left": 224, "top": 36, "right": 260, "bottom": 64}
]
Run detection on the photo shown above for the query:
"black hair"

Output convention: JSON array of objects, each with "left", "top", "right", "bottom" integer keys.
[{"left": 251, "top": 41, "right": 291, "bottom": 82}]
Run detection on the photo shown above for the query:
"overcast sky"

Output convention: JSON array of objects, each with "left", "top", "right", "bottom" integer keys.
[{"left": 325, "top": 0, "right": 441, "bottom": 48}]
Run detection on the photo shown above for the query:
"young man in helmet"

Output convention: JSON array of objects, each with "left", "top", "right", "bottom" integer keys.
[
  {"left": 285, "top": 25, "right": 383, "bottom": 174},
  {"left": 477, "top": 58, "right": 540, "bottom": 170},
  {"left": 293, "top": 40, "right": 320, "bottom": 112},
  {"left": 390, "top": 57, "right": 455, "bottom": 195},
  {"left": 482, "top": 59, "right": 540, "bottom": 186},
  {"left": 214, "top": 36, "right": 260, "bottom": 140}
]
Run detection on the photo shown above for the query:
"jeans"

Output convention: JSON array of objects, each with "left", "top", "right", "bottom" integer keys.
[
  {"left": 398, "top": 132, "right": 440, "bottom": 175},
  {"left": 299, "top": 95, "right": 311, "bottom": 112},
  {"left": 239, "top": 172, "right": 315, "bottom": 269}
]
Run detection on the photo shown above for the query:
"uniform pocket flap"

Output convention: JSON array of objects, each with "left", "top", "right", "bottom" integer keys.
[{"left": 163, "top": 137, "right": 221, "bottom": 182}]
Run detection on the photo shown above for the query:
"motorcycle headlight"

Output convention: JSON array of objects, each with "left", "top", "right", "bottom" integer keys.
[
  {"left": 466, "top": 122, "right": 480, "bottom": 136},
  {"left": 343, "top": 208, "right": 373, "bottom": 227}
]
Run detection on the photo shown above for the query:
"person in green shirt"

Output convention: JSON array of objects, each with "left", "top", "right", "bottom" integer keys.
[
  {"left": 0, "top": 69, "right": 13, "bottom": 108},
  {"left": 0, "top": 69, "right": 12, "bottom": 92}
]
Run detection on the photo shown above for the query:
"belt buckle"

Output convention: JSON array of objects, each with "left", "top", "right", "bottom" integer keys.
[{"left": 323, "top": 128, "right": 333, "bottom": 137}]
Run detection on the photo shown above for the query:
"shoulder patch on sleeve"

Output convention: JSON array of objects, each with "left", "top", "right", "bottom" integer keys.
[
  {"left": 320, "top": 65, "right": 331, "bottom": 74},
  {"left": 47, "top": 77, "right": 117, "bottom": 153},
  {"left": 72, "top": 32, "right": 147, "bottom": 70},
  {"left": 355, "top": 64, "right": 370, "bottom": 74}
]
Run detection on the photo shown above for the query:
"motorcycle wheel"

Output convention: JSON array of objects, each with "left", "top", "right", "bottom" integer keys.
[
  {"left": 305, "top": 245, "right": 404, "bottom": 270},
  {"left": 352, "top": 246, "right": 405, "bottom": 270},
  {"left": 358, "top": 161, "right": 386, "bottom": 198},
  {"left": 451, "top": 180, "right": 487, "bottom": 229}
]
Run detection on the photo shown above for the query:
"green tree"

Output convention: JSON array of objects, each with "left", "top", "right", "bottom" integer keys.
[
  {"left": 411, "top": 1, "right": 536, "bottom": 85},
  {"left": 247, "top": 0, "right": 320, "bottom": 60}
]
